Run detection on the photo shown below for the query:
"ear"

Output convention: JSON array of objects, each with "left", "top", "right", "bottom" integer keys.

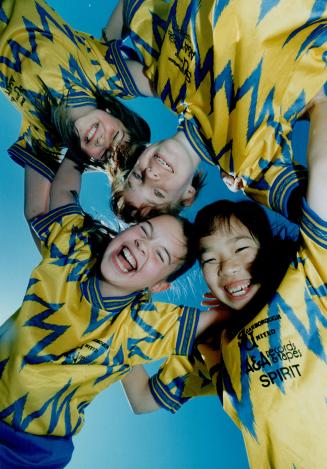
[
  {"left": 149, "top": 280, "right": 171, "bottom": 293},
  {"left": 181, "top": 185, "right": 196, "bottom": 207}
]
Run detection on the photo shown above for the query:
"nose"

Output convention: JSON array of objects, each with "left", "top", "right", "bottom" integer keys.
[
  {"left": 135, "top": 238, "right": 147, "bottom": 255},
  {"left": 95, "top": 132, "right": 105, "bottom": 147},
  {"left": 145, "top": 166, "right": 160, "bottom": 180},
  {"left": 219, "top": 257, "right": 240, "bottom": 277}
]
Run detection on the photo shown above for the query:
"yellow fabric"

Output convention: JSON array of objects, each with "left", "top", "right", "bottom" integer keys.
[
  {"left": 151, "top": 199, "right": 327, "bottom": 468},
  {"left": 125, "top": 0, "right": 327, "bottom": 216},
  {"left": 0, "top": 204, "right": 199, "bottom": 437}
]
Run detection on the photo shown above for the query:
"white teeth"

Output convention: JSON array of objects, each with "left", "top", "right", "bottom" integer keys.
[
  {"left": 154, "top": 155, "right": 173, "bottom": 173},
  {"left": 86, "top": 124, "right": 97, "bottom": 142},
  {"left": 225, "top": 281, "right": 251, "bottom": 296},
  {"left": 116, "top": 255, "right": 129, "bottom": 273},
  {"left": 122, "top": 247, "right": 136, "bottom": 269}
]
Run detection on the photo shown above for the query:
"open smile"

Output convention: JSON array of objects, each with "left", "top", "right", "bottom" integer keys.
[
  {"left": 84, "top": 123, "right": 98, "bottom": 143},
  {"left": 153, "top": 154, "right": 174, "bottom": 173},
  {"left": 223, "top": 280, "right": 254, "bottom": 301},
  {"left": 114, "top": 246, "right": 137, "bottom": 273}
]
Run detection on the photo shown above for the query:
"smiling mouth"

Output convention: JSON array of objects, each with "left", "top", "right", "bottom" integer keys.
[
  {"left": 153, "top": 155, "right": 174, "bottom": 173},
  {"left": 116, "top": 247, "right": 137, "bottom": 273},
  {"left": 85, "top": 123, "right": 98, "bottom": 143},
  {"left": 224, "top": 280, "right": 252, "bottom": 299}
]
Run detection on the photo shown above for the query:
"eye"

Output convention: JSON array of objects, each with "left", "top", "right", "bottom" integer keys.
[
  {"left": 132, "top": 170, "right": 142, "bottom": 181},
  {"left": 157, "top": 251, "right": 165, "bottom": 263},
  {"left": 157, "top": 249, "right": 169, "bottom": 264},
  {"left": 154, "top": 189, "right": 165, "bottom": 199},
  {"left": 235, "top": 246, "right": 249, "bottom": 253},
  {"left": 201, "top": 257, "right": 218, "bottom": 266},
  {"left": 140, "top": 224, "right": 149, "bottom": 237}
]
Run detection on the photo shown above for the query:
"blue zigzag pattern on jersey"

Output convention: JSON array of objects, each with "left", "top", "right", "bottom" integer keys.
[
  {"left": 257, "top": 0, "right": 280, "bottom": 24},
  {"left": 0, "top": 379, "right": 81, "bottom": 435},
  {"left": 83, "top": 304, "right": 119, "bottom": 335},
  {"left": 160, "top": 78, "right": 187, "bottom": 111},
  {"left": 213, "top": 0, "right": 231, "bottom": 26},
  {"left": 0, "top": 2, "right": 80, "bottom": 72},
  {"left": 282, "top": 289, "right": 327, "bottom": 361},
  {"left": 59, "top": 54, "right": 94, "bottom": 94},
  {"left": 95, "top": 345, "right": 129, "bottom": 385},
  {"left": 34, "top": 0, "right": 78, "bottom": 46},
  {"left": 0, "top": 358, "right": 9, "bottom": 380},
  {"left": 0, "top": 3, "right": 9, "bottom": 24},
  {"left": 22, "top": 293, "right": 68, "bottom": 366},
  {"left": 222, "top": 358, "right": 257, "bottom": 439}
]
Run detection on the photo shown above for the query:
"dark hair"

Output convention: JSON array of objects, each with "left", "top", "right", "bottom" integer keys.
[
  {"left": 30, "top": 81, "right": 151, "bottom": 176},
  {"left": 80, "top": 212, "right": 197, "bottom": 286},
  {"left": 165, "top": 215, "right": 198, "bottom": 282},
  {"left": 111, "top": 170, "right": 206, "bottom": 223},
  {"left": 195, "top": 199, "right": 299, "bottom": 336}
]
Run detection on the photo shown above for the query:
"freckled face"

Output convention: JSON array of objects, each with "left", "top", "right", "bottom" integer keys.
[
  {"left": 100, "top": 215, "right": 187, "bottom": 296},
  {"left": 74, "top": 109, "right": 128, "bottom": 162},
  {"left": 123, "top": 139, "right": 196, "bottom": 217},
  {"left": 200, "top": 217, "right": 261, "bottom": 310}
]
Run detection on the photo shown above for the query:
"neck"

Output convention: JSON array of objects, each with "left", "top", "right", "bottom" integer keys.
[
  {"left": 99, "top": 278, "right": 136, "bottom": 298},
  {"left": 174, "top": 131, "right": 201, "bottom": 170}
]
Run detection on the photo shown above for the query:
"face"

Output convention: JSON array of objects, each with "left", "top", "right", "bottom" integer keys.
[
  {"left": 74, "top": 109, "right": 128, "bottom": 162},
  {"left": 123, "top": 139, "right": 196, "bottom": 218},
  {"left": 100, "top": 215, "right": 187, "bottom": 296},
  {"left": 200, "top": 216, "right": 261, "bottom": 310}
]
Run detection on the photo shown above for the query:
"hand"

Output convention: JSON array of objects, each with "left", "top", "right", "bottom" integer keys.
[
  {"left": 220, "top": 170, "right": 244, "bottom": 192},
  {"left": 201, "top": 293, "right": 233, "bottom": 321}
]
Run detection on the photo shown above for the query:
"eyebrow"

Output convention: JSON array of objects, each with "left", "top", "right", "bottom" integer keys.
[{"left": 147, "top": 220, "right": 171, "bottom": 264}]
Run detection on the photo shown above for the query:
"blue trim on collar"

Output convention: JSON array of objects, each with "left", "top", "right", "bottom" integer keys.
[
  {"left": 82, "top": 276, "right": 141, "bottom": 313},
  {"left": 179, "top": 118, "right": 216, "bottom": 165}
]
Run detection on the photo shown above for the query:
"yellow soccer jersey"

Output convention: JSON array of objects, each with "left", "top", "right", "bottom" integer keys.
[
  {"left": 150, "top": 198, "right": 327, "bottom": 468},
  {"left": 124, "top": 0, "right": 327, "bottom": 220},
  {"left": 0, "top": 0, "right": 142, "bottom": 181},
  {"left": 0, "top": 203, "right": 199, "bottom": 437}
]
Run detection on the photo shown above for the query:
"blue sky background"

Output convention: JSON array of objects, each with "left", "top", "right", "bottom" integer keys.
[{"left": 0, "top": 1, "right": 308, "bottom": 467}]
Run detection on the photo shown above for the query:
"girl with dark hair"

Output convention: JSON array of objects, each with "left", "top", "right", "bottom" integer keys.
[
  {"left": 120, "top": 96, "right": 327, "bottom": 468},
  {"left": 0, "top": 0, "right": 150, "bottom": 223},
  {"left": 0, "top": 155, "right": 221, "bottom": 468}
]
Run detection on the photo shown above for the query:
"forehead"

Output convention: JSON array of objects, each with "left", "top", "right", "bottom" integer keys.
[
  {"left": 148, "top": 216, "right": 186, "bottom": 254},
  {"left": 200, "top": 217, "right": 255, "bottom": 248}
]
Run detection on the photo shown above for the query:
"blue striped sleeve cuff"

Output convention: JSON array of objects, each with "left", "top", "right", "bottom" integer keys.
[
  {"left": 106, "top": 40, "right": 145, "bottom": 97},
  {"left": 30, "top": 204, "right": 83, "bottom": 241},
  {"left": 268, "top": 164, "right": 307, "bottom": 222},
  {"left": 8, "top": 142, "right": 57, "bottom": 182},
  {"left": 149, "top": 373, "right": 190, "bottom": 414},
  {"left": 301, "top": 198, "right": 327, "bottom": 249},
  {"left": 175, "top": 307, "right": 200, "bottom": 356}
]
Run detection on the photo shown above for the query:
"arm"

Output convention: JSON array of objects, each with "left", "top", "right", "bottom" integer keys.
[
  {"left": 306, "top": 99, "right": 327, "bottom": 220},
  {"left": 122, "top": 305, "right": 227, "bottom": 415},
  {"left": 102, "top": 0, "right": 124, "bottom": 41},
  {"left": 122, "top": 366, "right": 160, "bottom": 414},
  {"left": 102, "top": 0, "right": 155, "bottom": 97},
  {"left": 24, "top": 165, "right": 51, "bottom": 251},
  {"left": 49, "top": 157, "right": 82, "bottom": 211}
]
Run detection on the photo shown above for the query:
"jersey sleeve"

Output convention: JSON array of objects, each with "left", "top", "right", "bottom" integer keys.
[
  {"left": 245, "top": 161, "right": 308, "bottom": 224},
  {"left": 8, "top": 117, "right": 61, "bottom": 182},
  {"left": 127, "top": 302, "right": 200, "bottom": 366},
  {"left": 300, "top": 198, "right": 327, "bottom": 288},
  {"left": 30, "top": 203, "right": 87, "bottom": 260},
  {"left": 149, "top": 342, "right": 221, "bottom": 413}
]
